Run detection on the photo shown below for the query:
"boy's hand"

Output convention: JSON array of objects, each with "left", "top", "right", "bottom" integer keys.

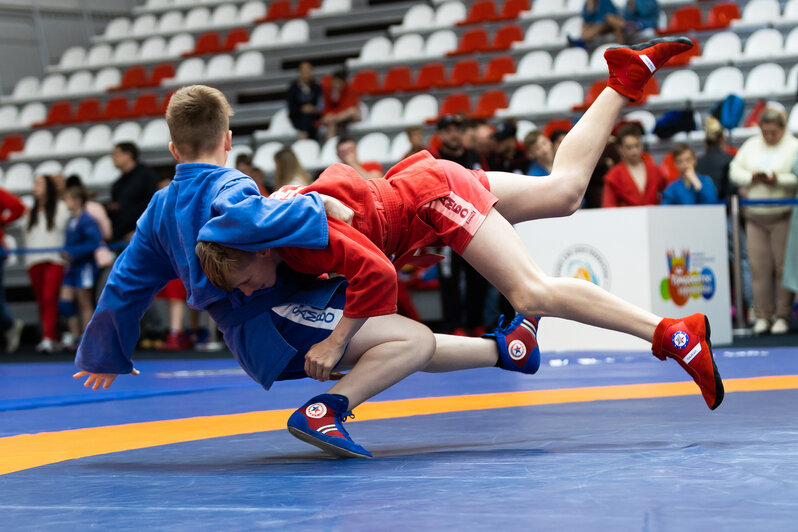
[
  {"left": 319, "top": 194, "right": 354, "bottom": 225},
  {"left": 304, "top": 339, "right": 346, "bottom": 382},
  {"left": 73, "top": 368, "right": 140, "bottom": 390}
]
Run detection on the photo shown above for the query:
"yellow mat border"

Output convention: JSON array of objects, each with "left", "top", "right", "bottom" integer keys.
[{"left": 2, "top": 375, "right": 796, "bottom": 476}]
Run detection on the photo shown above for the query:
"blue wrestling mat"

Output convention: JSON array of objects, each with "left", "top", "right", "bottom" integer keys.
[{"left": 2, "top": 347, "right": 798, "bottom": 531}]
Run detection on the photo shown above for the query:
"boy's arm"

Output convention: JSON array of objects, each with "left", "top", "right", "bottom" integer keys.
[
  {"left": 697, "top": 177, "right": 719, "bottom": 204},
  {"left": 75, "top": 217, "right": 176, "bottom": 378}
]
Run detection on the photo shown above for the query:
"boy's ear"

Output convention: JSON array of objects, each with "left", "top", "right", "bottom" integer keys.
[
  {"left": 168, "top": 141, "right": 180, "bottom": 162},
  {"left": 224, "top": 130, "right": 232, "bottom": 152},
  {"left": 254, "top": 248, "right": 272, "bottom": 257}
]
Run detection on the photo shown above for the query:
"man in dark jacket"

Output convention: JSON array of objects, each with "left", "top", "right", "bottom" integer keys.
[
  {"left": 287, "top": 61, "right": 323, "bottom": 140},
  {"left": 108, "top": 142, "right": 158, "bottom": 242}
]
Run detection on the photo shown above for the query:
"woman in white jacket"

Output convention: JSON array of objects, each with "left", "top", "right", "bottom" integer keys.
[{"left": 730, "top": 108, "right": 798, "bottom": 335}]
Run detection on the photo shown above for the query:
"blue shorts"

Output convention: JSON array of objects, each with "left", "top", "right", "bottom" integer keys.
[
  {"left": 274, "top": 286, "right": 348, "bottom": 381},
  {"left": 63, "top": 262, "right": 97, "bottom": 289}
]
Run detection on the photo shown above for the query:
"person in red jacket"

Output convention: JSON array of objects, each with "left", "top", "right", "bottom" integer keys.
[
  {"left": 0, "top": 186, "right": 27, "bottom": 352},
  {"left": 197, "top": 38, "right": 724, "bottom": 433},
  {"left": 602, "top": 122, "right": 667, "bottom": 207}
]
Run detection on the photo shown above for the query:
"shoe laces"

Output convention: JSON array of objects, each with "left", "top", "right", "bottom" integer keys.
[{"left": 334, "top": 411, "right": 355, "bottom": 439}]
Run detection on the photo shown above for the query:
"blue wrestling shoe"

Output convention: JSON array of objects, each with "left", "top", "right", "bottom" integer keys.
[
  {"left": 484, "top": 314, "right": 541, "bottom": 374},
  {"left": 287, "top": 393, "right": 373, "bottom": 459}
]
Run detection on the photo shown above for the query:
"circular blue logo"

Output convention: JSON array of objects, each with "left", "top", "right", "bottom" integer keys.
[
  {"left": 672, "top": 331, "right": 689, "bottom": 349},
  {"left": 701, "top": 267, "right": 716, "bottom": 300}
]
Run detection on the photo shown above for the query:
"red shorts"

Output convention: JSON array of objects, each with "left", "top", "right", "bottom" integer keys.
[
  {"left": 156, "top": 278, "right": 187, "bottom": 300},
  {"left": 418, "top": 160, "right": 497, "bottom": 254}
]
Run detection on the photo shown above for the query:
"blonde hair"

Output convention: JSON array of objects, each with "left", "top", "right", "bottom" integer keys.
[
  {"left": 166, "top": 85, "right": 234, "bottom": 160},
  {"left": 195, "top": 241, "right": 252, "bottom": 291},
  {"left": 273, "top": 147, "right": 310, "bottom": 188}
]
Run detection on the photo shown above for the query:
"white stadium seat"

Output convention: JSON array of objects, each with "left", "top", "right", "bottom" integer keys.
[
  {"left": 139, "top": 36, "right": 167, "bottom": 60},
  {"left": 733, "top": 0, "right": 781, "bottom": 28},
  {"left": 787, "top": 64, "right": 798, "bottom": 94},
  {"left": 184, "top": 7, "right": 211, "bottom": 30},
  {"left": 744, "top": 28, "right": 783, "bottom": 59},
  {"left": 559, "top": 16, "right": 583, "bottom": 42},
  {"left": 131, "top": 14, "right": 157, "bottom": 36},
  {"left": 23, "top": 130, "right": 54, "bottom": 157},
  {"left": 158, "top": 11, "right": 183, "bottom": 34},
  {"left": 397, "top": 4, "right": 435, "bottom": 33},
  {"left": 546, "top": 80, "right": 583, "bottom": 111},
  {"left": 392, "top": 33, "right": 424, "bottom": 61},
  {"left": 18, "top": 103, "right": 46, "bottom": 128},
  {"left": 59, "top": 46, "right": 86, "bottom": 69},
  {"left": 167, "top": 33, "right": 195, "bottom": 57},
  {"left": 253, "top": 141, "right": 283, "bottom": 173},
  {"left": 390, "top": 132, "right": 411, "bottom": 160},
  {"left": 53, "top": 127, "right": 83, "bottom": 154},
  {"left": 552, "top": 47, "right": 588, "bottom": 76},
  {"left": 496, "top": 84, "right": 545, "bottom": 117},
  {"left": 93, "top": 67, "right": 121, "bottom": 92},
  {"left": 312, "top": 0, "right": 351, "bottom": 15},
  {"left": 239, "top": 1, "right": 267, "bottom": 23},
  {"left": 361, "top": 97, "right": 402, "bottom": 128},
  {"left": 104, "top": 17, "right": 131, "bottom": 40},
  {"left": 235, "top": 51, "right": 265, "bottom": 77},
  {"left": 113, "top": 40, "right": 139, "bottom": 63},
  {"left": 357, "top": 132, "right": 390, "bottom": 163},
  {"left": 588, "top": 43, "right": 613, "bottom": 74},
  {"left": 789, "top": 103, "right": 798, "bottom": 132},
  {"left": 66, "top": 70, "right": 93, "bottom": 94},
  {"left": 691, "top": 32, "right": 741, "bottom": 65},
  {"left": 509, "top": 50, "right": 552, "bottom": 80},
  {"left": 435, "top": 1, "right": 466, "bottom": 26},
  {"left": 3, "top": 163, "right": 34, "bottom": 194},
  {"left": 62, "top": 158, "right": 93, "bottom": 181},
  {"left": 205, "top": 54, "right": 235, "bottom": 79},
  {"left": 256, "top": 108, "right": 297, "bottom": 140},
  {"left": 81, "top": 124, "right": 113, "bottom": 153},
  {"left": 516, "top": 120, "right": 537, "bottom": 142},
  {"left": 112, "top": 122, "right": 142, "bottom": 144},
  {"left": 623, "top": 110, "right": 657, "bottom": 134},
  {"left": 701, "top": 66, "right": 744, "bottom": 100},
  {"left": 425, "top": 30, "right": 457, "bottom": 56},
  {"left": 402, "top": 94, "right": 438, "bottom": 125},
  {"left": 139, "top": 119, "right": 171, "bottom": 149},
  {"left": 783, "top": 0, "right": 798, "bottom": 22},
  {"left": 11, "top": 77, "right": 39, "bottom": 100},
  {"left": 649, "top": 70, "right": 701, "bottom": 103},
  {"left": 318, "top": 137, "right": 339, "bottom": 167},
  {"left": 280, "top": 19, "right": 309, "bottom": 44},
  {"left": 174, "top": 57, "right": 205, "bottom": 83},
  {"left": 39, "top": 74, "right": 66, "bottom": 97},
  {"left": 356, "top": 36, "right": 392, "bottom": 64},
  {"left": 0, "top": 106, "right": 18, "bottom": 130},
  {"left": 530, "top": 0, "right": 565, "bottom": 16},
  {"left": 34, "top": 160, "right": 63, "bottom": 177},
  {"left": 744, "top": 63, "right": 787, "bottom": 98},
  {"left": 211, "top": 4, "right": 238, "bottom": 26},
  {"left": 87, "top": 43, "right": 113, "bottom": 66},
  {"left": 291, "top": 139, "right": 320, "bottom": 168},
  {"left": 517, "top": 19, "right": 560, "bottom": 49},
  {"left": 246, "top": 23, "right": 279, "bottom": 48},
  {"left": 89, "top": 155, "right": 120, "bottom": 187}
]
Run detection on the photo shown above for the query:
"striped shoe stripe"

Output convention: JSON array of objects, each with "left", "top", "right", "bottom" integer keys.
[
  {"left": 317, "top": 424, "right": 339, "bottom": 435},
  {"left": 520, "top": 321, "right": 537, "bottom": 336}
]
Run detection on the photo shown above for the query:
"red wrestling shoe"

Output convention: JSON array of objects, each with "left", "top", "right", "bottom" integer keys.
[
  {"left": 652, "top": 313, "right": 724, "bottom": 410},
  {"left": 604, "top": 36, "right": 693, "bottom": 101}
]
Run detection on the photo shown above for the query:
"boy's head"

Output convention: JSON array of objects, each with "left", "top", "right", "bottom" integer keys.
[
  {"left": 616, "top": 123, "right": 644, "bottom": 165},
  {"left": 336, "top": 136, "right": 358, "bottom": 163},
  {"left": 166, "top": 85, "right": 234, "bottom": 162},
  {"left": 111, "top": 142, "right": 139, "bottom": 171},
  {"left": 196, "top": 241, "right": 279, "bottom": 296},
  {"left": 523, "top": 129, "right": 554, "bottom": 165},
  {"left": 672, "top": 143, "right": 696, "bottom": 175},
  {"left": 63, "top": 184, "right": 88, "bottom": 212}
]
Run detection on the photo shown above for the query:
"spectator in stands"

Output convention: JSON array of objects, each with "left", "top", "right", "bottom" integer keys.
[
  {"left": 24, "top": 175, "right": 70, "bottom": 353},
  {"left": 402, "top": 126, "right": 427, "bottom": 159},
  {"left": 336, "top": 137, "right": 382, "bottom": 180},
  {"left": 64, "top": 175, "right": 113, "bottom": 274},
  {"left": 107, "top": 142, "right": 158, "bottom": 242},
  {"left": 486, "top": 121, "right": 529, "bottom": 173},
  {"left": 570, "top": 0, "right": 621, "bottom": 48},
  {"left": 474, "top": 122, "right": 495, "bottom": 169},
  {"left": 617, "top": 0, "right": 660, "bottom": 40},
  {"left": 59, "top": 183, "right": 102, "bottom": 351},
  {"left": 322, "top": 70, "right": 361, "bottom": 140},
  {"left": 730, "top": 108, "right": 798, "bottom": 335},
  {"left": 235, "top": 153, "right": 271, "bottom": 195},
  {"left": 696, "top": 116, "right": 733, "bottom": 202},
  {"left": 523, "top": 130, "right": 555, "bottom": 176},
  {"left": 661, "top": 143, "right": 719, "bottom": 205},
  {"left": 549, "top": 128, "right": 569, "bottom": 154},
  {"left": 602, "top": 123, "right": 666, "bottom": 207},
  {"left": 0, "top": 186, "right": 27, "bottom": 353},
  {"left": 274, "top": 147, "right": 312, "bottom": 188},
  {"left": 462, "top": 119, "right": 477, "bottom": 151},
  {"left": 429, "top": 114, "right": 490, "bottom": 337},
  {"left": 287, "top": 61, "right": 324, "bottom": 140}
]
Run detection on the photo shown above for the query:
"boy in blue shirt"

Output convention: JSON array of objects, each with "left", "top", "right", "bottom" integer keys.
[
  {"left": 662, "top": 143, "right": 719, "bottom": 205},
  {"left": 59, "top": 183, "right": 103, "bottom": 350}
]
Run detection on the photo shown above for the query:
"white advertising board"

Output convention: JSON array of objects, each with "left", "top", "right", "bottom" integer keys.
[{"left": 514, "top": 205, "right": 732, "bottom": 351}]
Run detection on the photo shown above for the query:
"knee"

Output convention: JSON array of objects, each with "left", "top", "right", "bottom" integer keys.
[
  {"left": 556, "top": 172, "right": 586, "bottom": 216},
  {"left": 403, "top": 323, "right": 437, "bottom": 365},
  {"left": 506, "top": 277, "right": 554, "bottom": 316}
]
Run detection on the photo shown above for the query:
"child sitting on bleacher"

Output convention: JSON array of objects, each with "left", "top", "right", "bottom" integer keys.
[{"left": 661, "top": 143, "right": 719, "bottom": 206}]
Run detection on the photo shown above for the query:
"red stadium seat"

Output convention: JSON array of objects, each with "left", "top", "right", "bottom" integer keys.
[
  {"left": 497, "top": 0, "right": 530, "bottom": 20},
  {"left": 471, "top": 89, "right": 508, "bottom": 119},
  {"left": 102, "top": 96, "right": 131, "bottom": 121},
  {"left": 222, "top": 28, "right": 250, "bottom": 51},
  {"left": 658, "top": 6, "right": 702, "bottom": 35},
  {"left": 703, "top": 2, "right": 741, "bottom": 30},
  {"left": 457, "top": 0, "right": 498, "bottom": 25},
  {"left": 260, "top": 0, "right": 292, "bottom": 22},
  {"left": 489, "top": 24, "right": 523, "bottom": 51},
  {"left": 74, "top": 98, "right": 102, "bottom": 123},
  {"left": 479, "top": 55, "right": 515, "bottom": 84},
  {"left": 36, "top": 101, "right": 72, "bottom": 126},
  {"left": 379, "top": 66, "right": 413, "bottom": 94},
  {"left": 447, "top": 59, "right": 481, "bottom": 87},
  {"left": 437, "top": 92, "right": 472, "bottom": 117},
  {"left": 543, "top": 118, "right": 573, "bottom": 139},
  {"left": 413, "top": 62, "right": 447, "bottom": 91},
  {"left": 295, "top": 0, "right": 321, "bottom": 17},
  {"left": 447, "top": 28, "right": 489, "bottom": 56},
  {"left": 0, "top": 135, "right": 24, "bottom": 161},
  {"left": 161, "top": 91, "right": 175, "bottom": 113},
  {"left": 572, "top": 80, "right": 607, "bottom": 111},
  {"left": 351, "top": 70, "right": 380, "bottom": 95},
  {"left": 183, "top": 32, "right": 221, "bottom": 56},
  {"left": 659, "top": 152, "right": 680, "bottom": 183},
  {"left": 111, "top": 65, "right": 148, "bottom": 91},
  {"left": 150, "top": 63, "right": 176, "bottom": 86},
  {"left": 131, "top": 93, "right": 160, "bottom": 117}
]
